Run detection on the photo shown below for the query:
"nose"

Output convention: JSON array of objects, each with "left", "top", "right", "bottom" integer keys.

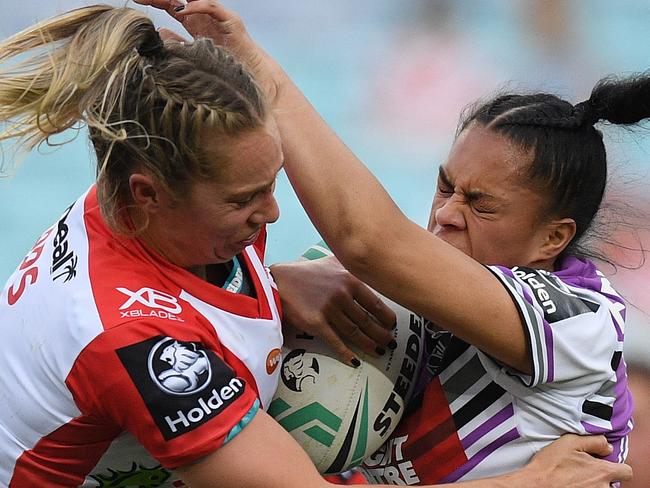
[
  {"left": 249, "top": 192, "right": 280, "bottom": 226},
  {"left": 433, "top": 195, "right": 466, "bottom": 230}
]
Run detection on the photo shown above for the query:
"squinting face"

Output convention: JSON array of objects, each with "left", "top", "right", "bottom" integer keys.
[
  {"left": 427, "top": 123, "right": 549, "bottom": 268},
  {"left": 149, "top": 119, "right": 283, "bottom": 268}
]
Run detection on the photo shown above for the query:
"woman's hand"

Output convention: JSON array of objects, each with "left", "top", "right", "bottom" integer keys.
[
  {"left": 134, "top": 0, "right": 283, "bottom": 101},
  {"left": 506, "top": 434, "right": 632, "bottom": 488},
  {"left": 270, "top": 257, "right": 396, "bottom": 367}
]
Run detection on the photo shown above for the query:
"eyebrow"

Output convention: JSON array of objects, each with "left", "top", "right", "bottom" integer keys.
[
  {"left": 438, "top": 166, "right": 452, "bottom": 187},
  {"left": 438, "top": 166, "right": 499, "bottom": 202},
  {"left": 226, "top": 162, "right": 284, "bottom": 200}
]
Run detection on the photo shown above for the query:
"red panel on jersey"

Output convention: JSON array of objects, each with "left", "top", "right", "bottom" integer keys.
[
  {"left": 396, "top": 378, "right": 467, "bottom": 483},
  {"left": 9, "top": 415, "right": 121, "bottom": 487}
]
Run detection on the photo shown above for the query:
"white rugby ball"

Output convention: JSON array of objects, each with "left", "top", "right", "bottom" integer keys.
[{"left": 268, "top": 243, "right": 425, "bottom": 475}]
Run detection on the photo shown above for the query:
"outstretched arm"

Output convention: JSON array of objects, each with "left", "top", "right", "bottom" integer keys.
[
  {"left": 134, "top": 0, "right": 531, "bottom": 374},
  {"left": 177, "top": 407, "right": 631, "bottom": 488}
]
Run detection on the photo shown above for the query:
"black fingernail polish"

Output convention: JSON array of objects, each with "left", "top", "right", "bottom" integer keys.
[
  {"left": 375, "top": 346, "right": 386, "bottom": 356},
  {"left": 387, "top": 340, "right": 397, "bottom": 350},
  {"left": 174, "top": 5, "right": 185, "bottom": 12},
  {"left": 351, "top": 358, "right": 361, "bottom": 368}
]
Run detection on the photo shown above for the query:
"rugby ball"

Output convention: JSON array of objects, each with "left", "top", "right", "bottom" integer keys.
[{"left": 268, "top": 243, "right": 425, "bottom": 475}]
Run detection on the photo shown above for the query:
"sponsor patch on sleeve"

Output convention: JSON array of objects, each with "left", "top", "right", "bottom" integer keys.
[
  {"left": 511, "top": 267, "right": 600, "bottom": 323},
  {"left": 117, "top": 336, "right": 246, "bottom": 440}
]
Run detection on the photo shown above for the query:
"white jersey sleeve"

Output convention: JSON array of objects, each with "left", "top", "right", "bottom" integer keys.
[{"left": 487, "top": 264, "right": 624, "bottom": 389}]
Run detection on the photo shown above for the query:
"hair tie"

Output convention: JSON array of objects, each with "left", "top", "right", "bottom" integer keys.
[{"left": 137, "top": 30, "right": 165, "bottom": 57}]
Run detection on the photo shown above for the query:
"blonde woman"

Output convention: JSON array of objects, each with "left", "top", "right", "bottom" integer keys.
[
  {"left": 0, "top": 4, "right": 631, "bottom": 488},
  {"left": 136, "top": 1, "right": 638, "bottom": 488}
]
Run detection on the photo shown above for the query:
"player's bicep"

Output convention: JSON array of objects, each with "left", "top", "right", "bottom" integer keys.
[
  {"left": 69, "top": 330, "right": 259, "bottom": 468},
  {"left": 175, "top": 409, "right": 329, "bottom": 488},
  {"left": 352, "top": 223, "right": 532, "bottom": 375}
]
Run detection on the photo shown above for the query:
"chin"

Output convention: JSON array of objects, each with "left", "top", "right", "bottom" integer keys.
[{"left": 212, "top": 249, "right": 235, "bottom": 264}]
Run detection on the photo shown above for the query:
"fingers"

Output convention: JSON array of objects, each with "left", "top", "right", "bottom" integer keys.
[
  {"left": 565, "top": 434, "right": 613, "bottom": 457},
  {"left": 158, "top": 28, "right": 189, "bottom": 43},
  {"left": 134, "top": 0, "right": 183, "bottom": 14},
  {"left": 350, "top": 279, "right": 397, "bottom": 331},
  {"left": 173, "top": 0, "right": 239, "bottom": 23},
  {"left": 342, "top": 301, "right": 394, "bottom": 353},
  {"left": 605, "top": 461, "right": 633, "bottom": 482},
  {"left": 313, "top": 321, "right": 360, "bottom": 368},
  {"left": 333, "top": 309, "right": 386, "bottom": 358}
]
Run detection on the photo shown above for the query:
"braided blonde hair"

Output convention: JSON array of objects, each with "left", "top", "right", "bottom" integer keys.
[{"left": 0, "top": 5, "right": 268, "bottom": 233}]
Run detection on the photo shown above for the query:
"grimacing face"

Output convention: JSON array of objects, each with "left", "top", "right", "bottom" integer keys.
[
  {"left": 143, "top": 118, "right": 284, "bottom": 269},
  {"left": 427, "top": 123, "right": 554, "bottom": 269}
]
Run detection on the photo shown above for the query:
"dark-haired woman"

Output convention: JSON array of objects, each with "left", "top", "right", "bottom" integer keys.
[
  {"left": 0, "top": 4, "right": 631, "bottom": 488},
  {"left": 136, "top": 1, "right": 639, "bottom": 486}
]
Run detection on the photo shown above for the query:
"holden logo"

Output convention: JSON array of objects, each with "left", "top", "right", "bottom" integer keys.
[
  {"left": 266, "top": 348, "right": 282, "bottom": 374},
  {"left": 147, "top": 337, "right": 212, "bottom": 396}
]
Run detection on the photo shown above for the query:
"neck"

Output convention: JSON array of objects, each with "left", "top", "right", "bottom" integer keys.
[{"left": 187, "top": 265, "right": 208, "bottom": 280}]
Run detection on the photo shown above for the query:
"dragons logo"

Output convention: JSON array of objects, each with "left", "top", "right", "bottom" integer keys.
[
  {"left": 90, "top": 462, "right": 171, "bottom": 488},
  {"left": 147, "top": 337, "right": 212, "bottom": 396},
  {"left": 280, "top": 349, "right": 320, "bottom": 392}
]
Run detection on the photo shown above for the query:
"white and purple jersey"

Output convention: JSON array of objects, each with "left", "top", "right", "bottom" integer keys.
[{"left": 361, "top": 256, "right": 633, "bottom": 485}]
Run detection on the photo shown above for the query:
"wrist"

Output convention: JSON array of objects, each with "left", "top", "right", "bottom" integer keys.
[{"left": 501, "top": 464, "right": 539, "bottom": 487}]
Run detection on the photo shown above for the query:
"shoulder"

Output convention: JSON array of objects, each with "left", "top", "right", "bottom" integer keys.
[{"left": 487, "top": 261, "right": 607, "bottom": 325}]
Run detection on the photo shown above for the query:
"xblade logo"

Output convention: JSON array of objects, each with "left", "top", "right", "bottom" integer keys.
[
  {"left": 117, "top": 287, "right": 184, "bottom": 322},
  {"left": 117, "top": 287, "right": 181, "bottom": 313}
]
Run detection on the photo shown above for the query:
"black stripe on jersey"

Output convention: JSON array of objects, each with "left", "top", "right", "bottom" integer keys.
[
  {"left": 424, "top": 333, "right": 471, "bottom": 377},
  {"left": 611, "top": 351, "right": 622, "bottom": 371},
  {"left": 442, "top": 353, "right": 487, "bottom": 405},
  {"left": 452, "top": 381, "right": 507, "bottom": 429},
  {"left": 405, "top": 335, "right": 470, "bottom": 418},
  {"left": 510, "top": 267, "right": 600, "bottom": 323},
  {"left": 582, "top": 400, "right": 613, "bottom": 422}
]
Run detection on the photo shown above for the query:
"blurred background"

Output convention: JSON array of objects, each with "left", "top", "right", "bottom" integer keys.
[{"left": 1, "top": 1, "right": 648, "bottom": 485}]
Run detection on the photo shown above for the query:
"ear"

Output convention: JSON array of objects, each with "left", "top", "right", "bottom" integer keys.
[
  {"left": 538, "top": 218, "right": 577, "bottom": 260},
  {"left": 129, "top": 173, "right": 164, "bottom": 213}
]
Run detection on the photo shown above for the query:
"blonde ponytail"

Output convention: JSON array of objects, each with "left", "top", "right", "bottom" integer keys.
[
  {"left": 0, "top": 5, "right": 268, "bottom": 234},
  {"left": 0, "top": 5, "right": 150, "bottom": 149}
]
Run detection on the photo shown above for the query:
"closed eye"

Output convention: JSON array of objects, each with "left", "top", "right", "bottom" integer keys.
[{"left": 232, "top": 195, "right": 255, "bottom": 208}]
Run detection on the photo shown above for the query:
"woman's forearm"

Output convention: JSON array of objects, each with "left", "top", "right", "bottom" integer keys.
[
  {"left": 272, "top": 70, "right": 534, "bottom": 373},
  {"left": 273, "top": 73, "right": 406, "bottom": 270}
]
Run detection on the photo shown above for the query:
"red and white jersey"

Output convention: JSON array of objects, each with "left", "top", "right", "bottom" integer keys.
[{"left": 0, "top": 187, "right": 284, "bottom": 487}]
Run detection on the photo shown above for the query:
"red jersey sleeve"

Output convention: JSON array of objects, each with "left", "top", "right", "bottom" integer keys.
[{"left": 66, "top": 320, "right": 259, "bottom": 469}]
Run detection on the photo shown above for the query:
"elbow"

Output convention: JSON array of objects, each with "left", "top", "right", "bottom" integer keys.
[{"left": 328, "top": 222, "right": 389, "bottom": 284}]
